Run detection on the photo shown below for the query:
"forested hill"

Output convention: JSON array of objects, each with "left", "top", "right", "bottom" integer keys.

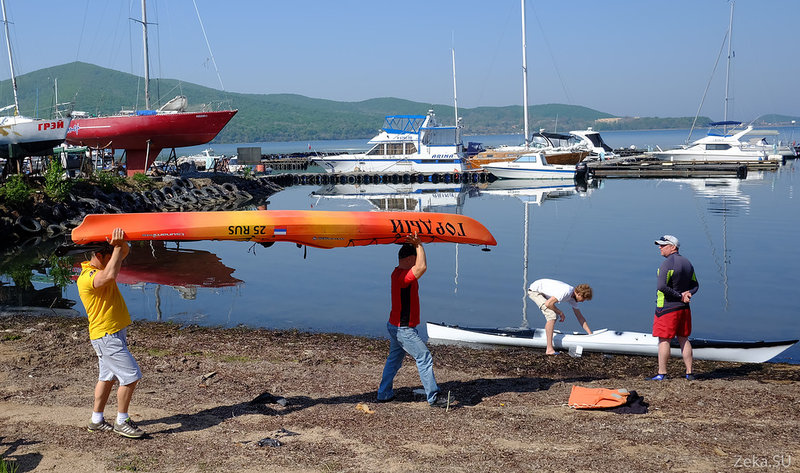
[{"left": 0, "top": 61, "right": 765, "bottom": 143}]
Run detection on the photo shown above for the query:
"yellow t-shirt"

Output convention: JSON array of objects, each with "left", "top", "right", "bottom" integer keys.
[{"left": 77, "top": 261, "right": 132, "bottom": 340}]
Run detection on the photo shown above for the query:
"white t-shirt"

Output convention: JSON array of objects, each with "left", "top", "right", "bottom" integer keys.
[{"left": 529, "top": 279, "right": 578, "bottom": 309}]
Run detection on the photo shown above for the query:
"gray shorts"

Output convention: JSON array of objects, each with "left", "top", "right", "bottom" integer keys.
[
  {"left": 90, "top": 328, "right": 142, "bottom": 386},
  {"left": 528, "top": 290, "right": 558, "bottom": 321}
]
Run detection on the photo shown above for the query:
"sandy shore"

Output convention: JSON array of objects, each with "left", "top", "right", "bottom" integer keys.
[{"left": 1, "top": 310, "right": 798, "bottom": 472}]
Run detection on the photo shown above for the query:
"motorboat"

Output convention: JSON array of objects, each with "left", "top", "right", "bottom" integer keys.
[
  {"left": 647, "top": 5, "right": 782, "bottom": 164},
  {"left": 481, "top": 153, "right": 576, "bottom": 179},
  {"left": 467, "top": 130, "right": 590, "bottom": 169},
  {"left": 311, "top": 110, "right": 465, "bottom": 174},
  {"left": 177, "top": 148, "right": 224, "bottom": 171},
  {"left": 426, "top": 322, "right": 798, "bottom": 363},
  {"left": 647, "top": 121, "right": 775, "bottom": 162},
  {"left": 742, "top": 128, "right": 797, "bottom": 159}
]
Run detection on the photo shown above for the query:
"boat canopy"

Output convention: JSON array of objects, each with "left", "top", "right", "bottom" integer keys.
[
  {"left": 383, "top": 115, "right": 426, "bottom": 134},
  {"left": 540, "top": 131, "right": 573, "bottom": 141},
  {"left": 578, "top": 131, "right": 613, "bottom": 152}
]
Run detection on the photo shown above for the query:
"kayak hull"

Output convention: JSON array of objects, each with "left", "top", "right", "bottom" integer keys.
[
  {"left": 71, "top": 210, "right": 497, "bottom": 249},
  {"left": 426, "top": 322, "right": 797, "bottom": 363}
]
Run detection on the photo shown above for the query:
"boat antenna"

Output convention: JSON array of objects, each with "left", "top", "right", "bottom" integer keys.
[
  {"left": 1, "top": 0, "right": 19, "bottom": 115},
  {"left": 193, "top": 0, "right": 225, "bottom": 91},
  {"left": 520, "top": 0, "right": 530, "bottom": 147},
  {"left": 723, "top": 0, "right": 735, "bottom": 134}
]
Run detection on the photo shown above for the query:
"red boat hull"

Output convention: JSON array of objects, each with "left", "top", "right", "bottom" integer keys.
[{"left": 66, "top": 110, "right": 237, "bottom": 175}]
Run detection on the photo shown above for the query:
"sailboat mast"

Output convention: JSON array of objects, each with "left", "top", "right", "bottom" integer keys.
[
  {"left": 141, "top": 0, "right": 151, "bottom": 110},
  {"left": 520, "top": 0, "right": 530, "bottom": 147},
  {"left": 723, "top": 0, "right": 734, "bottom": 133},
  {"left": 1, "top": 0, "right": 19, "bottom": 115}
]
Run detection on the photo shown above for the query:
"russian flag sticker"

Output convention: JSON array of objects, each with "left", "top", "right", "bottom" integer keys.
[{"left": 273, "top": 227, "right": 287, "bottom": 236}]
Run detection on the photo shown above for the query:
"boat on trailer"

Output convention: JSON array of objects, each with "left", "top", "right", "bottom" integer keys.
[{"left": 426, "top": 322, "right": 797, "bottom": 363}]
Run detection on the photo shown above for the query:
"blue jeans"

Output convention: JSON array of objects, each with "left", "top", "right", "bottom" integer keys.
[{"left": 378, "top": 322, "right": 439, "bottom": 404}]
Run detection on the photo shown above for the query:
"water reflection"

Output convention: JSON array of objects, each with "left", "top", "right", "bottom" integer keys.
[
  {"left": 309, "top": 182, "right": 473, "bottom": 213},
  {"left": 474, "top": 178, "right": 587, "bottom": 328},
  {"left": 117, "top": 241, "right": 242, "bottom": 290},
  {"left": 0, "top": 236, "right": 75, "bottom": 308},
  {"left": 670, "top": 177, "right": 754, "bottom": 216}
]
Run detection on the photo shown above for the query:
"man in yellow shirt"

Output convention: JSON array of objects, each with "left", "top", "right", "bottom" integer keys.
[{"left": 77, "top": 228, "right": 144, "bottom": 439}]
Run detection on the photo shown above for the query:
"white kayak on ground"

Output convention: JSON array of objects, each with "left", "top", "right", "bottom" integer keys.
[{"left": 426, "top": 322, "right": 798, "bottom": 363}]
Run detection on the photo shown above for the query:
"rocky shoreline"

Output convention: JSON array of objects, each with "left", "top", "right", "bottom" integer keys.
[
  {"left": 0, "top": 311, "right": 798, "bottom": 472},
  {"left": 0, "top": 173, "right": 290, "bottom": 250}
]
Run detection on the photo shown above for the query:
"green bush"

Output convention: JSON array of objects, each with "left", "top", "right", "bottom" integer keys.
[
  {"left": 0, "top": 174, "right": 31, "bottom": 207},
  {"left": 48, "top": 254, "right": 76, "bottom": 289},
  {"left": 44, "top": 157, "right": 73, "bottom": 202},
  {"left": 132, "top": 172, "right": 149, "bottom": 185},
  {"left": 7, "top": 263, "right": 32, "bottom": 289},
  {"left": 94, "top": 170, "right": 124, "bottom": 193}
]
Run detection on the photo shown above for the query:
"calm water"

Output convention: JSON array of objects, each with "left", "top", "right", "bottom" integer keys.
[{"left": 7, "top": 129, "right": 800, "bottom": 363}]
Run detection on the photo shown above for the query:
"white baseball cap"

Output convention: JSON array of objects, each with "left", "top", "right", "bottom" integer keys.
[{"left": 654, "top": 235, "right": 680, "bottom": 248}]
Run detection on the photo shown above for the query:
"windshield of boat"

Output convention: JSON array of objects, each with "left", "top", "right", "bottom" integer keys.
[
  {"left": 421, "top": 126, "right": 459, "bottom": 146},
  {"left": 515, "top": 154, "right": 539, "bottom": 163},
  {"left": 583, "top": 133, "right": 613, "bottom": 152}
]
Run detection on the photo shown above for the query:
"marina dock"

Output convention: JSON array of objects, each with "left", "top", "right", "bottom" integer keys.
[{"left": 582, "top": 157, "right": 780, "bottom": 179}]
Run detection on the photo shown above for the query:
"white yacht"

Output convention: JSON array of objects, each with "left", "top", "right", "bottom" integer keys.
[
  {"left": 481, "top": 153, "right": 576, "bottom": 179},
  {"left": 647, "top": 121, "right": 774, "bottom": 162},
  {"left": 312, "top": 110, "right": 465, "bottom": 174}
]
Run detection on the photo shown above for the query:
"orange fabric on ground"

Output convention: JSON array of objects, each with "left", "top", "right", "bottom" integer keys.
[{"left": 568, "top": 385, "right": 629, "bottom": 409}]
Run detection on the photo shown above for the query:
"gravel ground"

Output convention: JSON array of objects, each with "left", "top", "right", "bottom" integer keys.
[{"left": 1, "top": 311, "right": 798, "bottom": 472}]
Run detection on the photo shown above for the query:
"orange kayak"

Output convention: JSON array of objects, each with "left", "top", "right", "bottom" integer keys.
[{"left": 71, "top": 210, "right": 497, "bottom": 249}]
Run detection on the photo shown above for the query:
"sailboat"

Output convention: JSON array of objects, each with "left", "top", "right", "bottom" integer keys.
[
  {"left": 467, "top": 0, "right": 589, "bottom": 170},
  {"left": 0, "top": 0, "right": 70, "bottom": 162},
  {"left": 65, "top": 0, "right": 237, "bottom": 176},
  {"left": 648, "top": 1, "right": 778, "bottom": 163}
]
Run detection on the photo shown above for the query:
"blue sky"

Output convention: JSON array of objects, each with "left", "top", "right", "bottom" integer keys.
[{"left": 2, "top": 0, "right": 798, "bottom": 120}]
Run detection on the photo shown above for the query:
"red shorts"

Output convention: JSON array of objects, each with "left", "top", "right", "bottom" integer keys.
[{"left": 652, "top": 308, "right": 692, "bottom": 338}]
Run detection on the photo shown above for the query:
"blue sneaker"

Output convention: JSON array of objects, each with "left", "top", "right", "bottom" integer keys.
[
  {"left": 649, "top": 373, "right": 667, "bottom": 381},
  {"left": 685, "top": 373, "right": 696, "bottom": 381}
]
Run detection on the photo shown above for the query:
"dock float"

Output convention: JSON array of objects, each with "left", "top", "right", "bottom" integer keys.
[
  {"left": 582, "top": 159, "right": 779, "bottom": 179},
  {"left": 287, "top": 171, "right": 491, "bottom": 186}
]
